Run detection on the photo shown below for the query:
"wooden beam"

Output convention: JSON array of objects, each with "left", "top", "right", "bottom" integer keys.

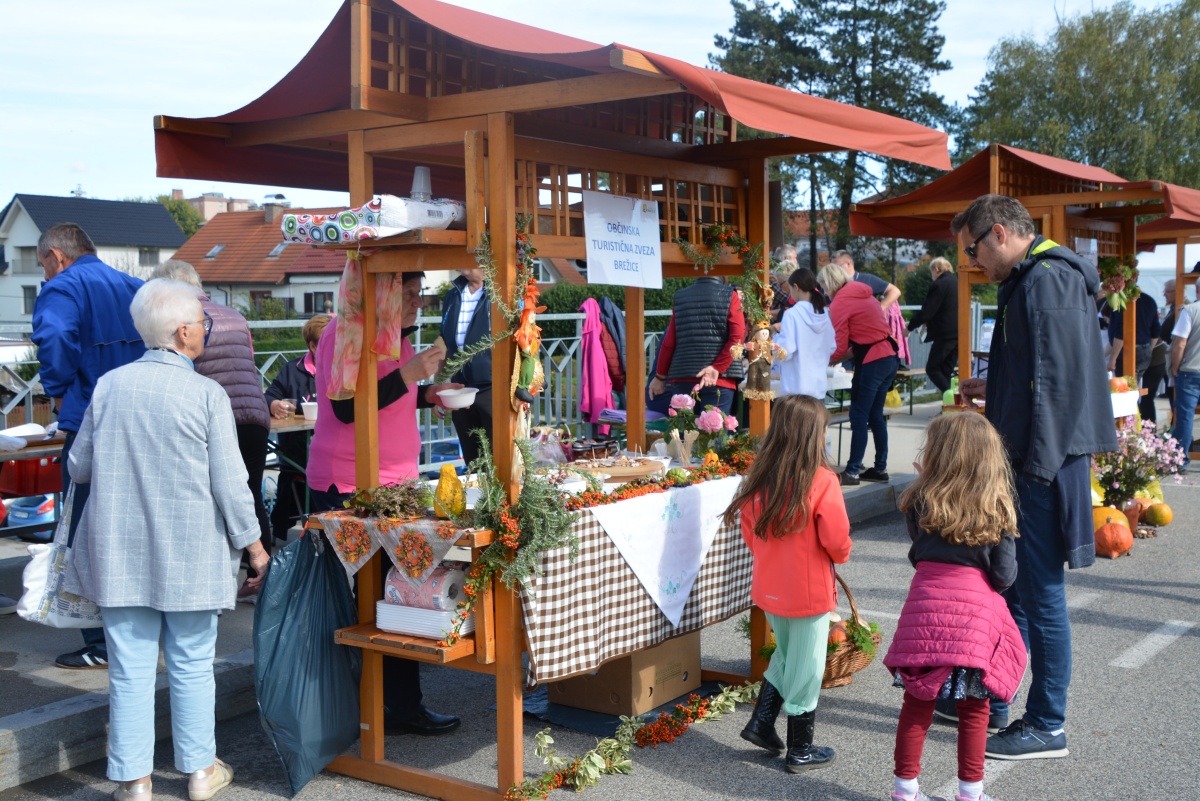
[
  {"left": 746, "top": 157, "right": 770, "bottom": 437},
  {"left": 153, "top": 115, "right": 232, "bottom": 138},
  {"left": 230, "top": 109, "right": 410, "bottom": 147},
  {"left": 514, "top": 137, "right": 742, "bottom": 188},
  {"left": 350, "top": 0, "right": 372, "bottom": 112},
  {"left": 1120, "top": 217, "right": 1138, "bottom": 378},
  {"left": 1078, "top": 203, "right": 1166, "bottom": 219},
  {"left": 359, "top": 86, "right": 431, "bottom": 120},
  {"left": 861, "top": 199, "right": 971, "bottom": 219},
  {"left": 958, "top": 243, "right": 974, "bottom": 382},
  {"left": 609, "top": 48, "right": 666, "bottom": 77},
  {"left": 487, "top": 113, "right": 518, "bottom": 504},
  {"left": 428, "top": 71, "right": 681, "bottom": 121},
  {"left": 464, "top": 130, "right": 487, "bottom": 251},
  {"left": 863, "top": 188, "right": 1165, "bottom": 220},
  {"left": 690, "top": 137, "right": 842, "bottom": 164},
  {"left": 513, "top": 116, "right": 692, "bottom": 162},
  {"left": 363, "top": 247, "right": 476, "bottom": 273},
  {"left": 363, "top": 116, "right": 488, "bottom": 154},
  {"left": 625, "top": 286, "right": 646, "bottom": 454}
]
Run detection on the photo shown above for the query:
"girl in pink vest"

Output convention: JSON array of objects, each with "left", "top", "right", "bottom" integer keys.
[
  {"left": 884, "top": 414, "right": 1026, "bottom": 801},
  {"left": 722, "top": 394, "right": 852, "bottom": 774}
]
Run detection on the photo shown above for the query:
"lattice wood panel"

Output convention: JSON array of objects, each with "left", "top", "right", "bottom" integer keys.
[
  {"left": 368, "top": 7, "right": 732, "bottom": 147},
  {"left": 997, "top": 152, "right": 1104, "bottom": 200},
  {"left": 514, "top": 158, "right": 742, "bottom": 243}
]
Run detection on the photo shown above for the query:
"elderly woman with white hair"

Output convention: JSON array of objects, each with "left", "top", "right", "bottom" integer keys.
[
  {"left": 63, "top": 279, "right": 268, "bottom": 801},
  {"left": 818, "top": 263, "right": 900, "bottom": 487}
]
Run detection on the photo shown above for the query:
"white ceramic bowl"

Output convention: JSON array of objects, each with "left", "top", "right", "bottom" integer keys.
[
  {"left": 437, "top": 387, "right": 479, "bottom": 410},
  {"left": 301, "top": 402, "right": 318, "bottom": 421}
]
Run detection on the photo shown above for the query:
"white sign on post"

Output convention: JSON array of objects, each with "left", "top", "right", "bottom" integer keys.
[
  {"left": 1075, "top": 237, "right": 1099, "bottom": 267},
  {"left": 582, "top": 190, "right": 663, "bottom": 289}
]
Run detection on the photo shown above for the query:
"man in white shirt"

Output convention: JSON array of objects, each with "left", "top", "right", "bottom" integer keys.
[{"left": 1169, "top": 282, "right": 1200, "bottom": 464}]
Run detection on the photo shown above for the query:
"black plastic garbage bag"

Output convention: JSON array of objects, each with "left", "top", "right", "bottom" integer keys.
[{"left": 254, "top": 530, "right": 361, "bottom": 796}]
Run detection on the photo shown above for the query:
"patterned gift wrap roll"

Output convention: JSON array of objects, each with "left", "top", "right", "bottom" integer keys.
[{"left": 383, "top": 564, "right": 464, "bottom": 610}]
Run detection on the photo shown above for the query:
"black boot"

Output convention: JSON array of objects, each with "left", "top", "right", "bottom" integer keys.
[
  {"left": 785, "top": 711, "right": 835, "bottom": 773},
  {"left": 740, "top": 680, "right": 785, "bottom": 753}
]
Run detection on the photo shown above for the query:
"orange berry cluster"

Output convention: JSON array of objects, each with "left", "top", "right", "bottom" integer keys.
[
  {"left": 634, "top": 694, "right": 712, "bottom": 748},
  {"left": 497, "top": 502, "right": 521, "bottom": 549}
]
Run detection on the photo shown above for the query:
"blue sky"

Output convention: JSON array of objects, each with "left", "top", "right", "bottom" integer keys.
[{"left": 1, "top": 0, "right": 1189, "bottom": 267}]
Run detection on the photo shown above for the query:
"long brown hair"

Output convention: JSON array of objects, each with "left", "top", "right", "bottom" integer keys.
[
  {"left": 788, "top": 267, "right": 826, "bottom": 314},
  {"left": 722, "top": 394, "right": 830, "bottom": 539},
  {"left": 897, "top": 413, "right": 1018, "bottom": 547}
]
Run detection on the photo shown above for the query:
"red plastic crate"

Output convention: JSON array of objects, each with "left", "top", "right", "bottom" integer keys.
[{"left": 0, "top": 457, "right": 63, "bottom": 496}]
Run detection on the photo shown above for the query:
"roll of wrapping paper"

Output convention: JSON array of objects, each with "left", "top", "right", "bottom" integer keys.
[{"left": 383, "top": 565, "right": 463, "bottom": 610}]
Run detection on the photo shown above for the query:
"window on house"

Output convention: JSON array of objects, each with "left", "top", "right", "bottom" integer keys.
[
  {"left": 22, "top": 285, "right": 38, "bottom": 315},
  {"left": 267, "top": 242, "right": 287, "bottom": 258},
  {"left": 139, "top": 248, "right": 160, "bottom": 267},
  {"left": 205, "top": 245, "right": 225, "bottom": 259},
  {"left": 304, "top": 291, "right": 334, "bottom": 315},
  {"left": 535, "top": 258, "right": 556, "bottom": 284}
]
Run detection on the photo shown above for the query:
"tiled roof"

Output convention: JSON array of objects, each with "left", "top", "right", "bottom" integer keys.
[
  {"left": 171, "top": 208, "right": 346, "bottom": 285},
  {"left": 8, "top": 194, "right": 185, "bottom": 248}
]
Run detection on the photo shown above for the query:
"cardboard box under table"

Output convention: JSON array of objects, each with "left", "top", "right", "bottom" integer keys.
[{"left": 549, "top": 631, "right": 702, "bottom": 716}]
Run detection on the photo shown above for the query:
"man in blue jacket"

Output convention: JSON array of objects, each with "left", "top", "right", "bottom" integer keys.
[
  {"left": 33, "top": 223, "right": 145, "bottom": 669},
  {"left": 947, "top": 196, "right": 1116, "bottom": 761}
]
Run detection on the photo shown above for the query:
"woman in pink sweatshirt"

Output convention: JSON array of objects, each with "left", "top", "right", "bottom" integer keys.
[{"left": 817, "top": 264, "right": 899, "bottom": 486}]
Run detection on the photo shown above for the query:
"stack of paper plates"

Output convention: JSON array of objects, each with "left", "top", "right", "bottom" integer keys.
[{"left": 375, "top": 600, "right": 475, "bottom": 639}]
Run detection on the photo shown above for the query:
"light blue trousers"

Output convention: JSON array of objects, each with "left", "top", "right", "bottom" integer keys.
[
  {"left": 764, "top": 611, "right": 830, "bottom": 716},
  {"left": 102, "top": 606, "right": 219, "bottom": 780}
]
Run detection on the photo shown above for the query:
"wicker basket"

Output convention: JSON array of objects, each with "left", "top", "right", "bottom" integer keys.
[{"left": 821, "top": 571, "right": 882, "bottom": 688}]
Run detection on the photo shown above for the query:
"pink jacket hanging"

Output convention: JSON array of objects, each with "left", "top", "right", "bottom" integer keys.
[{"left": 579, "top": 298, "right": 614, "bottom": 429}]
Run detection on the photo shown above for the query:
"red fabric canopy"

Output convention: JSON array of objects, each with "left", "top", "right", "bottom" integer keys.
[
  {"left": 849, "top": 144, "right": 1130, "bottom": 242},
  {"left": 156, "top": 0, "right": 950, "bottom": 190}
]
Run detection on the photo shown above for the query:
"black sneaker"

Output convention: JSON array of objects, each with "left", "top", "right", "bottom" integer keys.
[
  {"left": 985, "top": 719, "right": 1068, "bottom": 760},
  {"left": 55, "top": 646, "right": 109, "bottom": 670},
  {"left": 858, "top": 468, "right": 890, "bottom": 483},
  {"left": 933, "top": 697, "right": 1007, "bottom": 734},
  {"left": 839, "top": 471, "right": 860, "bottom": 486}
]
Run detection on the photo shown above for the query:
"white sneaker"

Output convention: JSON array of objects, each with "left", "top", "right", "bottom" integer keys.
[{"left": 188, "top": 758, "right": 233, "bottom": 801}]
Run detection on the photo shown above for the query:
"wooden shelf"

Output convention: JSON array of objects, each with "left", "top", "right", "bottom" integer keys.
[
  {"left": 335, "top": 623, "right": 476, "bottom": 663},
  {"left": 317, "top": 228, "right": 469, "bottom": 249}
]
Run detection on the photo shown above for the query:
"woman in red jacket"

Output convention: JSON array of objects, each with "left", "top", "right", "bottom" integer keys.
[
  {"left": 884, "top": 413, "right": 1026, "bottom": 801},
  {"left": 818, "top": 263, "right": 900, "bottom": 486},
  {"left": 722, "top": 394, "right": 852, "bottom": 773}
]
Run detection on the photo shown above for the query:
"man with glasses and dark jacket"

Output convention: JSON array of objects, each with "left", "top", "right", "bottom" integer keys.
[{"left": 439, "top": 268, "right": 492, "bottom": 467}]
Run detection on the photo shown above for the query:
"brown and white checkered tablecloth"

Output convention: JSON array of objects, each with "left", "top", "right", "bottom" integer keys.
[{"left": 520, "top": 508, "right": 751, "bottom": 684}]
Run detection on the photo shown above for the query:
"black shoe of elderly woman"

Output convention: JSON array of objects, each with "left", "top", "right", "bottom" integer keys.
[{"left": 384, "top": 705, "right": 461, "bottom": 736}]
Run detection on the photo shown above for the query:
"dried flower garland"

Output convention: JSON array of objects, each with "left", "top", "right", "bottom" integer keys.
[
  {"left": 395, "top": 530, "right": 434, "bottom": 578},
  {"left": 334, "top": 518, "right": 372, "bottom": 563},
  {"left": 503, "top": 682, "right": 760, "bottom": 801}
]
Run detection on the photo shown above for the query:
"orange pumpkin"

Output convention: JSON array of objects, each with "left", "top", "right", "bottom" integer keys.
[
  {"left": 1143, "top": 503, "right": 1173, "bottom": 527},
  {"left": 828, "top": 621, "right": 847, "bottom": 645},
  {"left": 1092, "top": 506, "right": 1128, "bottom": 531},
  {"left": 1095, "top": 522, "right": 1133, "bottom": 558},
  {"left": 702, "top": 451, "right": 721, "bottom": 469}
]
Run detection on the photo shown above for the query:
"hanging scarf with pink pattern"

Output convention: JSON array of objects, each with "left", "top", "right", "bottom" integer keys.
[{"left": 327, "top": 255, "right": 410, "bottom": 400}]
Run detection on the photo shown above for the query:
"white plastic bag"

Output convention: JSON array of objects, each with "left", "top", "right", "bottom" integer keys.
[{"left": 16, "top": 486, "right": 103, "bottom": 628}]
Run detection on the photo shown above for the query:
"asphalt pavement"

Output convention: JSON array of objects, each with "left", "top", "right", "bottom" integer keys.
[{"left": 2, "top": 398, "right": 1198, "bottom": 800}]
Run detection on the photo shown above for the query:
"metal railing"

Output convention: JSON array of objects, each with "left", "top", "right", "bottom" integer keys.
[{"left": 0, "top": 304, "right": 1001, "bottom": 472}]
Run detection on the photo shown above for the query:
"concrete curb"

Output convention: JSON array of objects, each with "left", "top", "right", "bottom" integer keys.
[
  {"left": 844, "top": 474, "right": 914, "bottom": 523},
  {"left": 0, "top": 649, "right": 257, "bottom": 791}
]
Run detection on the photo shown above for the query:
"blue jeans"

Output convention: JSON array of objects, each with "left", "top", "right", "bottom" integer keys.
[
  {"left": 1173, "top": 371, "right": 1200, "bottom": 465},
  {"left": 845, "top": 356, "right": 898, "bottom": 475},
  {"left": 990, "top": 471, "right": 1071, "bottom": 731},
  {"left": 103, "top": 606, "right": 219, "bottom": 780}
]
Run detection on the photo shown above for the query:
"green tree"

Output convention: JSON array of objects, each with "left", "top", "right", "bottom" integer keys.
[
  {"left": 712, "top": 0, "right": 954, "bottom": 258},
  {"left": 957, "top": 0, "right": 1200, "bottom": 185},
  {"left": 156, "top": 194, "right": 205, "bottom": 238}
]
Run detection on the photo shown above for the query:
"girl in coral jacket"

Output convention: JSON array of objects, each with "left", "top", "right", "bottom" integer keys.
[
  {"left": 884, "top": 413, "right": 1027, "bottom": 801},
  {"left": 722, "top": 394, "right": 852, "bottom": 774}
]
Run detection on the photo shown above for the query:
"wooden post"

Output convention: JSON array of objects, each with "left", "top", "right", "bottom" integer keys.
[
  {"left": 348, "top": 128, "right": 385, "bottom": 762},
  {"left": 1120, "top": 217, "right": 1137, "bottom": 378},
  {"left": 350, "top": 0, "right": 372, "bottom": 111},
  {"left": 958, "top": 253, "right": 974, "bottom": 383},
  {"left": 485, "top": 111, "right": 524, "bottom": 790},
  {"left": 625, "top": 286, "right": 646, "bottom": 453},
  {"left": 749, "top": 606, "right": 771, "bottom": 682},
  {"left": 746, "top": 157, "right": 770, "bottom": 435}
]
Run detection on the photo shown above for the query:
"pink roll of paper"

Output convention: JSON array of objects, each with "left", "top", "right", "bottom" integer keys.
[{"left": 383, "top": 565, "right": 464, "bottom": 610}]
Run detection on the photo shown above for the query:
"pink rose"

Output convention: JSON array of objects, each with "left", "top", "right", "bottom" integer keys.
[
  {"left": 692, "top": 384, "right": 702, "bottom": 393},
  {"left": 668, "top": 408, "right": 678, "bottom": 417},
  {"left": 696, "top": 409, "right": 724, "bottom": 434},
  {"left": 670, "top": 394, "right": 695, "bottom": 411},
  {"left": 724, "top": 415, "right": 739, "bottom": 432}
]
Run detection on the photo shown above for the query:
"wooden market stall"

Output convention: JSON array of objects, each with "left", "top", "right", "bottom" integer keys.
[
  {"left": 155, "top": 1, "right": 950, "bottom": 798},
  {"left": 851, "top": 143, "right": 1181, "bottom": 381}
]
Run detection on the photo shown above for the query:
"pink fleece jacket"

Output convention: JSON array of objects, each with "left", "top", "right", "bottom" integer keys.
[
  {"left": 883, "top": 560, "right": 1027, "bottom": 702},
  {"left": 579, "top": 298, "right": 614, "bottom": 427},
  {"left": 829, "top": 281, "right": 896, "bottom": 365}
]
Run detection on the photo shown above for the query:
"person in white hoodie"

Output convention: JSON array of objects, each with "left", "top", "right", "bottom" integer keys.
[{"left": 774, "top": 268, "right": 837, "bottom": 399}]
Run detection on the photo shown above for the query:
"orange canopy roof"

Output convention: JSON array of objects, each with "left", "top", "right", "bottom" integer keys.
[
  {"left": 849, "top": 144, "right": 1131, "bottom": 242},
  {"left": 155, "top": 0, "right": 949, "bottom": 191},
  {"left": 1135, "top": 183, "right": 1200, "bottom": 248}
]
